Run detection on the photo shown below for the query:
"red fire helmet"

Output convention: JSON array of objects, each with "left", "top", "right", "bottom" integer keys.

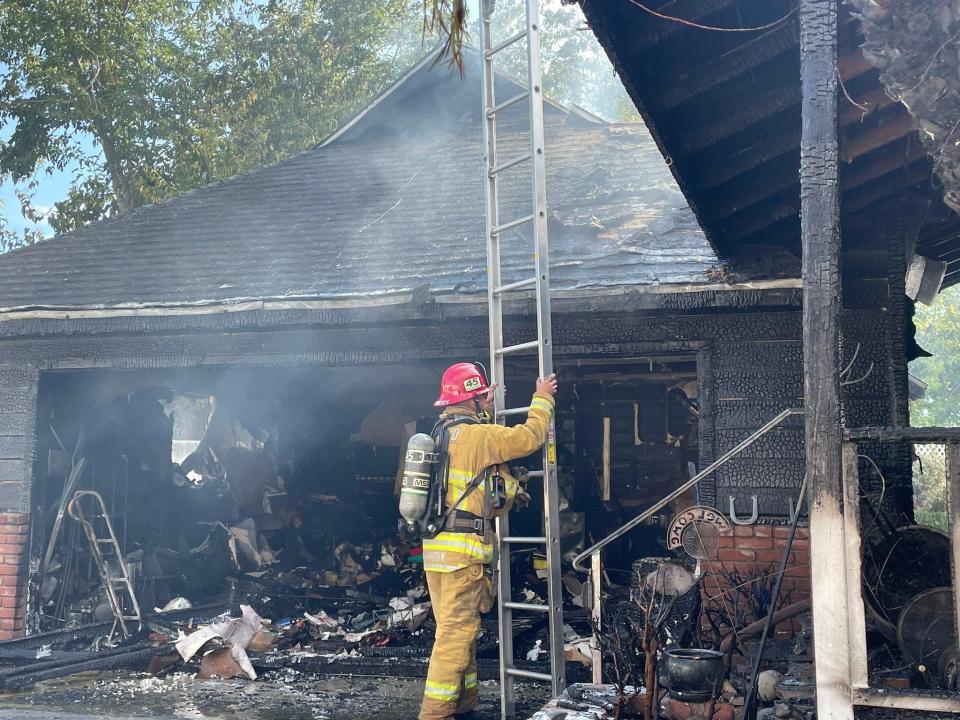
[{"left": 434, "top": 362, "right": 494, "bottom": 407}]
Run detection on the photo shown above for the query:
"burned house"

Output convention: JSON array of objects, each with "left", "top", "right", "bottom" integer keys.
[
  {"left": 0, "top": 12, "right": 951, "bottom": 710},
  {"left": 0, "top": 47, "right": 814, "bottom": 637}
]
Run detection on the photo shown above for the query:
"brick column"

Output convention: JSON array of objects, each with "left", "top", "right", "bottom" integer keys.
[
  {"left": 0, "top": 513, "right": 29, "bottom": 639},
  {"left": 702, "top": 526, "right": 811, "bottom": 637}
]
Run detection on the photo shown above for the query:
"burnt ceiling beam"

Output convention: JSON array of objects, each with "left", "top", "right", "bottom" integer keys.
[
  {"left": 653, "top": 19, "right": 799, "bottom": 112},
  {"left": 837, "top": 50, "right": 873, "bottom": 81},
  {"left": 674, "top": 49, "right": 880, "bottom": 157},
  {"left": 935, "top": 245, "right": 960, "bottom": 262},
  {"left": 843, "top": 162, "right": 930, "bottom": 214},
  {"left": 837, "top": 86, "right": 897, "bottom": 126},
  {"left": 729, "top": 215, "right": 801, "bottom": 252},
  {"left": 839, "top": 111, "right": 915, "bottom": 163},
  {"left": 703, "top": 161, "right": 799, "bottom": 220},
  {"left": 690, "top": 122, "right": 800, "bottom": 191},
  {"left": 721, "top": 160, "right": 930, "bottom": 243},
  {"left": 676, "top": 85, "right": 800, "bottom": 155},
  {"left": 705, "top": 139, "right": 925, "bottom": 221},
  {"left": 840, "top": 139, "right": 926, "bottom": 189},
  {"left": 722, "top": 198, "right": 801, "bottom": 244},
  {"left": 627, "top": 0, "right": 740, "bottom": 52},
  {"left": 685, "top": 51, "right": 875, "bottom": 192}
]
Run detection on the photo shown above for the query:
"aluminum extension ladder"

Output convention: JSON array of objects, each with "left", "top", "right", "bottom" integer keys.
[
  {"left": 478, "top": 1, "right": 565, "bottom": 716},
  {"left": 67, "top": 490, "right": 142, "bottom": 642}
]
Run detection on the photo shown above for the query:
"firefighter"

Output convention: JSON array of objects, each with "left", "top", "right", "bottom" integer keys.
[{"left": 419, "top": 361, "right": 557, "bottom": 720}]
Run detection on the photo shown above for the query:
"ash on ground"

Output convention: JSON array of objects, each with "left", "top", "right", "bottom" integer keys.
[{"left": 0, "top": 671, "right": 549, "bottom": 720}]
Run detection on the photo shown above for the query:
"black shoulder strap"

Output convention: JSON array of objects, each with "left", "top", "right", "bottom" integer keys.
[{"left": 433, "top": 415, "right": 487, "bottom": 529}]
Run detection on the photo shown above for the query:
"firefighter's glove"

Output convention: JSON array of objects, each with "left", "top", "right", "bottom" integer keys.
[
  {"left": 514, "top": 489, "right": 532, "bottom": 509},
  {"left": 513, "top": 466, "right": 530, "bottom": 484}
]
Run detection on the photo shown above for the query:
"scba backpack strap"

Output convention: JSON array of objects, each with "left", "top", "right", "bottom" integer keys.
[{"left": 422, "top": 416, "right": 489, "bottom": 538}]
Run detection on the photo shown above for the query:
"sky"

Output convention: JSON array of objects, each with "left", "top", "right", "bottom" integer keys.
[{"left": 0, "top": 134, "right": 90, "bottom": 238}]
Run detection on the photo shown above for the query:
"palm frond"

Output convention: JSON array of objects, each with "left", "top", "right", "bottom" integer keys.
[{"left": 424, "top": 0, "right": 469, "bottom": 76}]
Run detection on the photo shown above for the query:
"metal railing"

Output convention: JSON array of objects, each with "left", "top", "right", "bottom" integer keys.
[
  {"left": 573, "top": 407, "right": 804, "bottom": 684},
  {"left": 572, "top": 407, "right": 805, "bottom": 572}
]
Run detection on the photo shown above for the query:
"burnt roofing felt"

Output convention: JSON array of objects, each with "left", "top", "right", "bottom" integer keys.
[{"left": 0, "top": 49, "right": 723, "bottom": 314}]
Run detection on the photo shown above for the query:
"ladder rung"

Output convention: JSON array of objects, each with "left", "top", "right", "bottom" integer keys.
[
  {"left": 492, "top": 214, "right": 534, "bottom": 236},
  {"left": 525, "top": 470, "right": 545, "bottom": 478},
  {"left": 503, "top": 601, "right": 550, "bottom": 613},
  {"left": 488, "top": 92, "right": 529, "bottom": 118},
  {"left": 496, "top": 340, "right": 539, "bottom": 356},
  {"left": 486, "top": 29, "right": 528, "bottom": 58},
  {"left": 502, "top": 536, "right": 546, "bottom": 544},
  {"left": 506, "top": 668, "right": 552, "bottom": 682},
  {"left": 489, "top": 152, "right": 532, "bottom": 177},
  {"left": 96, "top": 538, "right": 115, "bottom": 543},
  {"left": 494, "top": 277, "right": 537, "bottom": 296},
  {"left": 499, "top": 406, "right": 530, "bottom": 417}
]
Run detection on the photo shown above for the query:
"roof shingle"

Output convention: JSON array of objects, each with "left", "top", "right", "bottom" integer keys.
[{"left": 0, "top": 51, "right": 715, "bottom": 313}]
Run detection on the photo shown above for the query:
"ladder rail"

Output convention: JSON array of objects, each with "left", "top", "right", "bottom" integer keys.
[
  {"left": 479, "top": 6, "right": 515, "bottom": 713},
  {"left": 479, "top": 1, "right": 565, "bottom": 716}
]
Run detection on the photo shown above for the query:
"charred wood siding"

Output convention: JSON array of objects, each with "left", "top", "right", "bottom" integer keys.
[
  {"left": 712, "top": 338, "right": 805, "bottom": 518},
  {"left": 0, "top": 365, "right": 37, "bottom": 514},
  {"left": 840, "top": 200, "right": 924, "bottom": 517}
]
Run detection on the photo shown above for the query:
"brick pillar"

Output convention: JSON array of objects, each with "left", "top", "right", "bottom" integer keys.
[
  {"left": 0, "top": 513, "right": 29, "bottom": 640},
  {"left": 702, "top": 526, "right": 811, "bottom": 637}
]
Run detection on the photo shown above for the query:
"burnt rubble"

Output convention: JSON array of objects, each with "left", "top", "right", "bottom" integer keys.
[{"left": 8, "top": 379, "right": 597, "bottom": 694}]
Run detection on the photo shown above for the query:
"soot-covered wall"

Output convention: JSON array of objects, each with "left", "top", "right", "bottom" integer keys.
[{"left": 0, "top": 287, "right": 906, "bottom": 526}]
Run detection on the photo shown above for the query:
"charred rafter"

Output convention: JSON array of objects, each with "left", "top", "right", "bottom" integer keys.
[
  {"left": 675, "top": 85, "right": 800, "bottom": 155},
  {"left": 653, "top": 20, "right": 800, "bottom": 112},
  {"left": 626, "top": 0, "right": 741, "bottom": 53},
  {"left": 839, "top": 111, "right": 915, "bottom": 163},
  {"left": 704, "top": 138, "right": 924, "bottom": 221}
]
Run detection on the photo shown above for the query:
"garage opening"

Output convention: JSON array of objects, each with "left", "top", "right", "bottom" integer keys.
[{"left": 26, "top": 355, "right": 699, "bottom": 674}]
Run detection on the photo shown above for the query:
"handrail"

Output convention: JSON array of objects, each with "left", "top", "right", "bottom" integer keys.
[{"left": 572, "top": 408, "right": 805, "bottom": 572}]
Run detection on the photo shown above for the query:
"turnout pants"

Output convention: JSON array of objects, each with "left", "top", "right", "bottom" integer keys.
[{"left": 419, "top": 563, "right": 490, "bottom": 720}]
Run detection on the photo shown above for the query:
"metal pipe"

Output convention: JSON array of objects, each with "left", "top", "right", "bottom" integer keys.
[
  {"left": 743, "top": 476, "right": 808, "bottom": 720},
  {"left": 572, "top": 408, "right": 804, "bottom": 571}
]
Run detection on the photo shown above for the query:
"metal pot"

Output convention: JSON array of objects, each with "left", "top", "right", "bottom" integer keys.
[{"left": 657, "top": 648, "right": 725, "bottom": 702}]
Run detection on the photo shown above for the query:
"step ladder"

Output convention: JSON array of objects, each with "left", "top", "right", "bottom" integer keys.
[
  {"left": 478, "top": 1, "right": 565, "bottom": 716},
  {"left": 67, "top": 490, "right": 142, "bottom": 642}
]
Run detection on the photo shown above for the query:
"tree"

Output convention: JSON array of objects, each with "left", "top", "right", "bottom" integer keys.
[
  {"left": 1, "top": 0, "right": 633, "bottom": 244},
  {"left": 0, "top": 0, "right": 424, "bottom": 239},
  {"left": 910, "top": 284, "right": 960, "bottom": 521},
  {"left": 911, "top": 284, "right": 960, "bottom": 427},
  {"left": 482, "top": 3, "right": 638, "bottom": 121}
]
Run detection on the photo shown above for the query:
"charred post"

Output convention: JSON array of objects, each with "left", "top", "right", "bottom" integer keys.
[{"left": 799, "top": 1, "right": 853, "bottom": 718}]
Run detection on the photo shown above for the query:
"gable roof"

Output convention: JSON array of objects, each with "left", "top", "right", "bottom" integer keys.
[{"left": 0, "top": 49, "right": 726, "bottom": 317}]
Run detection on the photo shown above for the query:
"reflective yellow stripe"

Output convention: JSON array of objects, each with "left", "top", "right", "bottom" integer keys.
[
  {"left": 464, "top": 672, "right": 478, "bottom": 689},
  {"left": 424, "top": 561, "right": 464, "bottom": 572},
  {"left": 530, "top": 397, "right": 553, "bottom": 413},
  {"left": 424, "top": 680, "right": 460, "bottom": 701},
  {"left": 447, "top": 468, "right": 475, "bottom": 494},
  {"left": 422, "top": 533, "right": 493, "bottom": 562}
]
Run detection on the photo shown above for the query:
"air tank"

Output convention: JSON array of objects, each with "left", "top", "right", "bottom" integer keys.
[{"left": 399, "top": 433, "right": 437, "bottom": 534}]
